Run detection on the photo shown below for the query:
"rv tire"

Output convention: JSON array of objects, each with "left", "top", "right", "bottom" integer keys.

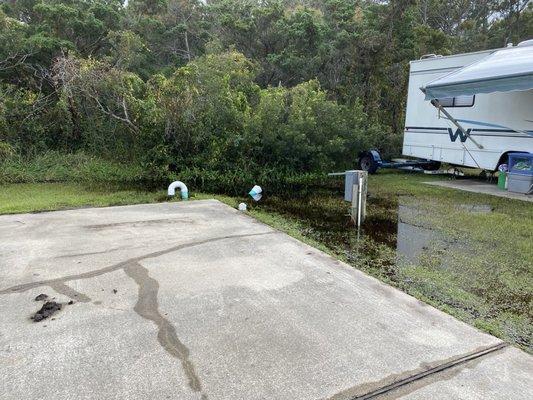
[{"left": 359, "top": 154, "right": 379, "bottom": 174}]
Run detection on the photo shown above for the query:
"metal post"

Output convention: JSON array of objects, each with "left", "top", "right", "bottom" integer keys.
[
  {"left": 351, "top": 183, "right": 358, "bottom": 225},
  {"left": 357, "top": 180, "right": 362, "bottom": 226},
  {"left": 350, "top": 171, "right": 367, "bottom": 227}
]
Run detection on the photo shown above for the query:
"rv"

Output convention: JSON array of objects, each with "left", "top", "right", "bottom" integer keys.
[{"left": 359, "top": 40, "right": 533, "bottom": 173}]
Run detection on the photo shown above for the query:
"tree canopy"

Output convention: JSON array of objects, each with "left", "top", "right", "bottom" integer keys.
[{"left": 1, "top": 0, "right": 531, "bottom": 186}]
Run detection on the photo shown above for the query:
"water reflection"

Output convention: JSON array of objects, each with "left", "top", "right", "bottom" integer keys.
[
  {"left": 395, "top": 205, "right": 437, "bottom": 264},
  {"left": 252, "top": 190, "right": 489, "bottom": 267},
  {"left": 359, "top": 197, "right": 490, "bottom": 265}
]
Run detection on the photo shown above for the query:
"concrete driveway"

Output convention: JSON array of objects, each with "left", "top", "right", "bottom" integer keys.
[{"left": 0, "top": 200, "right": 531, "bottom": 399}]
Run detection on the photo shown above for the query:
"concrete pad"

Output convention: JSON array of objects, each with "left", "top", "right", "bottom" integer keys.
[
  {"left": 425, "top": 180, "right": 533, "bottom": 202},
  {"left": 0, "top": 200, "right": 530, "bottom": 400}
]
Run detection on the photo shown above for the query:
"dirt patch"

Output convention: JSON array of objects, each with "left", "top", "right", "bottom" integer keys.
[
  {"left": 34, "top": 293, "right": 49, "bottom": 301},
  {"left": 31, "top": 301, "right": 62, "bottom": 322}
]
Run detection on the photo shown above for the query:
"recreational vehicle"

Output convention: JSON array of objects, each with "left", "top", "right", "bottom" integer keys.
[{"left": 359, "top": 40, "right": 533, "bottom": 173}]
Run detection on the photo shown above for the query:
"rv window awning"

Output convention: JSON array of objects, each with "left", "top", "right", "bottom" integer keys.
[{"left": 423, "top": 44, "right": 533, "bottom": 100}]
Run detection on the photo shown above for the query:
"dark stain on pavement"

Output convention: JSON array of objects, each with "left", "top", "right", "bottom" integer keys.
[
  {"left": 0, "top": 232, "right": 275, "bottom": 299},
  {"left": 85, "top": 218, "right": 194, "bottom": 230},
  {"left": 49, "top": 281, "right": 91, "bottom": 303},
  {"left": 125, "top": 261, "right": 206, "bottom": 397}
]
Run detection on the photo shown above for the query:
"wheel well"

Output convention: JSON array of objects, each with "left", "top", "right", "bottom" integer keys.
[
  {"left": 358, "top": 149, "right": 382, "bottom": 163},
  {"left": 358, "top": 150, "right": 381, "bottom": 174},
  {"left": 495, "top": 151, "right": 528, "bottom": 171}
]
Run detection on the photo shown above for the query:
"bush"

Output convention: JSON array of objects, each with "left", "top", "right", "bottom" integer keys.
[
  {"left": 0, "top": 151, "right": 333, "bottom": 196},
  {"left": 1, "top": 52, "right": 390, "bottom": 193}
]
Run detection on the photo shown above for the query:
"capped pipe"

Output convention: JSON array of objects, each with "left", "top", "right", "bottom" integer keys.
[
  {"left": 249, "top": 185, "right": 262, "bottom": 201},
  {"left": 167, "top": 181, "right": 188, "bottom": 200}
]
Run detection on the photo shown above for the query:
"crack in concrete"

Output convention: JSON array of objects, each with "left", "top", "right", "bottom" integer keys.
[
  {"left": 49, "top": 281, "right": 92, "bottom": 303},
  {"left": 327, "top": 342, "right": 508, "bottom": 400},
  {"left": 0, "top": 231, "right": 276, "bottom": 298},
  {"left": 85, "top": 218, "right": 195, "bottom": 230},
  {"left": 125, "top": 261, "right": 208, "bottom": 399}
]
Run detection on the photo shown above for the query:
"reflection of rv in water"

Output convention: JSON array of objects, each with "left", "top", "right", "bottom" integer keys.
[
  {"left": 359, "top": 40, "right": 533, "bottom": 173},
  {"left": 395, "top": 201, "right": 492, "bottom": 265}
]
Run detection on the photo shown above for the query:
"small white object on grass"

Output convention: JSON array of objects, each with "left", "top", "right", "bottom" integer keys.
[{"left": 238, "top": 203, "right": 247, "bottom": 211}]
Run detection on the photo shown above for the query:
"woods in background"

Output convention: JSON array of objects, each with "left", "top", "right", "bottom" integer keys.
[{"left": 0, "top": 0, "right": 531, "bottom": 189}]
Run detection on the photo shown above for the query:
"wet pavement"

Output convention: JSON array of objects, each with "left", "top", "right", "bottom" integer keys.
[
  {"left": 0, "top": 200, "right": 531, "bottom": 399},
  {"left": 425, "top": 180, "right": 533, "bottom": 202}
]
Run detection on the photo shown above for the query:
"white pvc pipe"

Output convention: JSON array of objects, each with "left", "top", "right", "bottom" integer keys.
[
  {"left": 167, "top": 181, "right": 189, "bottom": 200},
  {"left": 357, "top": 178, "right": 362, "bottom": 227}
]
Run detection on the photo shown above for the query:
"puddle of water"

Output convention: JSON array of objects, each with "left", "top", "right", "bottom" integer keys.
[
  {"left": 253, "top": 191, "right": 451, "bottom": 267},
  {"left": 251, "top": 192, "right": 454, "bottom": 268},
  {"left": 361, "top": 200, "right": 441, "bottom": 265},
  {"left": 396, "top": 209, "right": 437, "bottom": 264}
]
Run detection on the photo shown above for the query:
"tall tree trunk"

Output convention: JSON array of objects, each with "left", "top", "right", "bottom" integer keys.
[{"left": 184, "top": 30, "right": 191, "bottom": 62}]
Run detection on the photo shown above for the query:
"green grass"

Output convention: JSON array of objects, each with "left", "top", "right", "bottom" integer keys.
[
  {"left": 0, "top": 152, "right": 144, "bottom": 185},
  {"left": 0, "top": 183, "right": 171, "bottom": 214},
  {"left": 1, "top": 173, "right": 532, "bottom": 352}
]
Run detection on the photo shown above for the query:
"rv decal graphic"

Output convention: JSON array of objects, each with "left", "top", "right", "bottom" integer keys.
[
  {"left": 448, "top": 128, "right": 471, "bottom": 142},
  {"left": 455, "top": 118, "right": 533, "bottom": 137}
]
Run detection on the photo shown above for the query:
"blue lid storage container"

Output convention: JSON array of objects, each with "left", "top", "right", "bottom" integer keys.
[{"left": 508, "top": 153, "right": 533, "bottom": 177}]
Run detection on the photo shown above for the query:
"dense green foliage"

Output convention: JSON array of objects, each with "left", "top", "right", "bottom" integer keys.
[{"left": 1, "top": 0, "right": 531, "bottom": 190}]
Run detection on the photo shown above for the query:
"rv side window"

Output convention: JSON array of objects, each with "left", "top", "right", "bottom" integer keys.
[
  {"left": 453, "top": 95, "right": 475, "bottom": 106},
  {"left": 438, "top": 98, "right": 455, "bottom": 107},
  {"left": 437, "top": 95, "right": 475, "bottom": 107}
]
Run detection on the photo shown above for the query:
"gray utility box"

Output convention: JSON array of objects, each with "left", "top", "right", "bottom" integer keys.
[
  {"left": 507, "top": 173, "right": 533, "bottom": 194},
  {"left": 344, "top": 169, "right": 368, "bottom": 202},
  {"left": 344, "top": 170, "right": 362, "bottom": 201}
]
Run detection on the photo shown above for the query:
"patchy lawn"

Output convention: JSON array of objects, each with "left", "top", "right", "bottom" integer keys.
[
  {"left": 0, "top": 183, "right": 171, "bottom": 214},
  {"left": 1, "top": 173, "right": 531, "bottom": 353}
]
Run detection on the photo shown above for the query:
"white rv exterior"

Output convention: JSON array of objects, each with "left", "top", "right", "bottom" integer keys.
[{"left": 403, "top": 47, "right": 533, "bottom": 170}]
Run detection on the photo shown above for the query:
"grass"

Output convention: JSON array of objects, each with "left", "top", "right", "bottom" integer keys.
[
  {"left": 0, "top": 183, "right": 170, "bottom": 214},
  {"left": 0, "top": 152, "right": 145, "bottom": 185},
  {"left": 1, "top": 172, "right": 531, "bottom": 352}
]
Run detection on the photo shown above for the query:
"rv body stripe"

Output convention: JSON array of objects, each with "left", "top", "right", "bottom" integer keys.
[
  {"left": 404, "top": 128, "right": 532, "bottom": 139},
  {"left": 407, "top": 117, "right": 533, "bottom": 136},
  {"left": 453, "top": 118, "right": 533, "bottom": 135},
  {"left": 406, "top": 126, "right": 533, "bottom": 135}
]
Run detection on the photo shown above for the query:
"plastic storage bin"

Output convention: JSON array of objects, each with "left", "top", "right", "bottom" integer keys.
[{"left": 507, "top": 153, "right": 533, "bottom": 194}]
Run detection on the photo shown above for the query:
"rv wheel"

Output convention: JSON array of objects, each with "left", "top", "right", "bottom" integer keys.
[{"left": 359, "top": 154, "right": 379, "bottom": 174}]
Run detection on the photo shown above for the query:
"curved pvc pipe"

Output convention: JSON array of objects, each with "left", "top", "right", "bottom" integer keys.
[{"left": 167, "top": 181, "right": 189, "bottom": 200}]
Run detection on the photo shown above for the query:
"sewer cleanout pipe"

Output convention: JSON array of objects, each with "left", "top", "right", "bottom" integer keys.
[{"left": 167, "top": 181, "right": 188, "bottom": 200}]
